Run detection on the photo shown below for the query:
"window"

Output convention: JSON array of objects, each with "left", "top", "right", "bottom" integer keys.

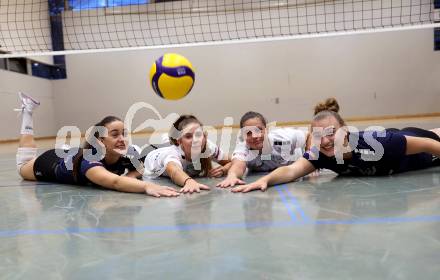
[
  {"left": 68, "top": 0, "right": 150, "bottom": 10},
  {"left": 8, "top": 58, "right": 28, "bottom": 74},
  {"left": 0, "top": 53, "right": 66, "bottom": 79},
  {"left": 66, "top": 0, "right": 183, "bottom": 11},
  {"left": 0, "top": 58, "right": 6, "bottom": 70},
  {"left": 31, "top": 61, "right": 67, "bottom": 80}
]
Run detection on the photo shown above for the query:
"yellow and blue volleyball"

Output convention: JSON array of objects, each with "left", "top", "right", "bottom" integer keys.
[{"left": 149, "top": 53, "right": 195, "bottom": 100}]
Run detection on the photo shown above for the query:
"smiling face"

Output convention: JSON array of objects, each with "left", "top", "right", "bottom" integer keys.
[
  {"left": 311, "top": 115, "right": 345, "bottom": 157},
  {"left": 100, "top": 120, "right": 128, "bottom": 157},
  {"left": 177, "top": 122, "right": 207, "bottom": 160},
  {"left": 241, "top": 117, "right": 266, "bottom": 151}
]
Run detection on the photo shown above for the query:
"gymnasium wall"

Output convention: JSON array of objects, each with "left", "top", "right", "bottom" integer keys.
[
  {"left": 1, "top": 0, "right": 439, "bottom": 141},
  {"left": 0, "top": 0, "right": 55, "bottom": 140},
  {"left": 0, "top": 70, "right": 56, "bottom": 140},
  {"left": 51, "top": 28, "right": 440, "bottom": 134}
]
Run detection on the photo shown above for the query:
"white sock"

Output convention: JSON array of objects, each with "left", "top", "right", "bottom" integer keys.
[
  {"left": 16, "top": 147, "right": 38, "bottom": 174},
  {"left": 20, "top": 110, "right": 34, "bottom": 135}
]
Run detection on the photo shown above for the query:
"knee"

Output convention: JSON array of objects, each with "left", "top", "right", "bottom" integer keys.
[{"left": 16, "top": 147, "right": 37, "bottom": 176}]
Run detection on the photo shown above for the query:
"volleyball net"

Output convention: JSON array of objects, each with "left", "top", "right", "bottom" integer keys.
[{"left": 1, "top": 0, "right": 439, "bottom": 57}]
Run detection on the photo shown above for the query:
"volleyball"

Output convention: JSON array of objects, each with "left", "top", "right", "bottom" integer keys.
[{"left": 149, "top": 53, "right": 195, "bottom": 100}]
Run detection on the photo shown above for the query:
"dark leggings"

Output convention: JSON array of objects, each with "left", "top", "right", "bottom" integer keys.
[
  {"left": 397, "top": 127, "right": 440, "bottom": 168},
  {"left": 33, "top": 149, "right": 61, "bottom": 182},
  {"left": 399, "top": 127, "right": 440, "bottom": 142}
]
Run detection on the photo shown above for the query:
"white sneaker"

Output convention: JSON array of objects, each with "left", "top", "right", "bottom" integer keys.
[{"left": 14, "top": 92, "right": 40, "bottom": 113}]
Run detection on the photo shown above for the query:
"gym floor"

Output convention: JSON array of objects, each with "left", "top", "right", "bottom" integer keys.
[{"left": 1, "top": 119, "right": 440, "bottom": 279}]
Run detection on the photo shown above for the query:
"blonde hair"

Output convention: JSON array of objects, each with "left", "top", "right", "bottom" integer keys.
[
  {"left": 313, "top": 97, "right": 345, "bottom": 126},
  {"left": 314, "top": 97, "right": 340, "bottom": 115}
]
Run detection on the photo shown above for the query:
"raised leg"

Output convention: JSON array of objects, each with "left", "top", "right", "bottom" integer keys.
[{"left": 15, "top": 92, "right": 40, "bottom": 180}]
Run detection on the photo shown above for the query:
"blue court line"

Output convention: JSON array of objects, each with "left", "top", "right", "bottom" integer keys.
[
  {"left": 280, "top": 184, "right": 311, "bottom": 223},
  {"left": 0, "top": 221, "right": 293, "bottom": 238},
  {"left": 275, "top": 185, "right": 298, "bottom": 222}
]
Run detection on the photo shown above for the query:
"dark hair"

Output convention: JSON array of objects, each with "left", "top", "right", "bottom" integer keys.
[
  {"left": 169, "top": 115, "right": 201, "bottom": 145},
  {"left": 169, "top": 115, "right": 212, "bottom": 177},
  {"left": 313, "top": 98, "right": 345, "bottom": 126},
  {"left": 239, "top": 111, "right": 267, "bottom": 128},
  {"left": 72, "top": 116, "right": 122, "bottom": 182}
]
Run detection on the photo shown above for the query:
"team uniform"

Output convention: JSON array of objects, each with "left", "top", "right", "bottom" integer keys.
[
  {"left": 303, "top": 127, "right": 440, "bottom": 176},
  {"left": 143, "top": 140, "right": 225, "bottom": 179},
  {"left": 32, "top": 147, "right": 138, "bottom": 185},
  {"left": 14, "top": 93, "right": 141, "bottom": 186},
  {"left": 232, "top": 128, "right": 307, "bottom": 172}
]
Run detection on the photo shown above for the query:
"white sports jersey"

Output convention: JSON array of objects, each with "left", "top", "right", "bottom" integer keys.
[
  {"left": 143, "top": 140, "right": 225, "bottom": 179},
  {"left": 232, "top": 128, "right": 307, "bottom": 172}
]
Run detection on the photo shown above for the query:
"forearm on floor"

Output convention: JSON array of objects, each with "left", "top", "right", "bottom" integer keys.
[
  {"left": 166, "top": 163, "right": 192, "bottom": 187},
  {"left": 111, "top": 176, "right": 149, "bottom": 193},
  {"left": 226, "top": 161, "right": 246, "bottom": 179}
]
